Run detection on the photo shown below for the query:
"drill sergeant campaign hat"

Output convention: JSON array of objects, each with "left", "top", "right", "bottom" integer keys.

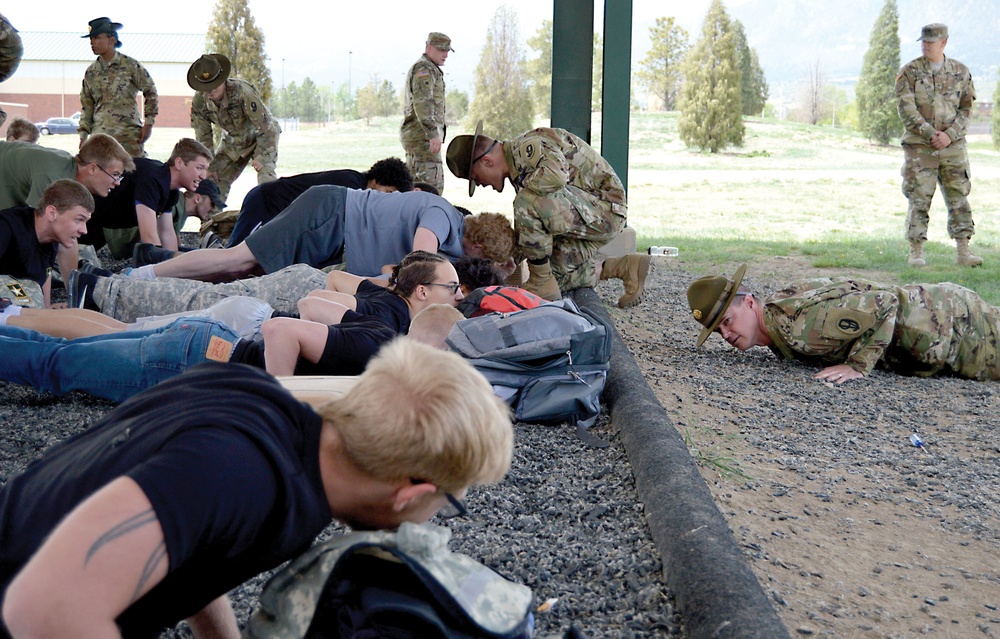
[
  {"left": 446, "top": 120, "right": 490, "bottom": 197},
  {"left": 917, "top": 23, "right": 948, "bottom": 42},
  {"left": 187, "top": 54, "right": 232, "bottom": 92},
  {"left": 83, "top": 17, "right": 123, "bottom": 46},
  {"left": 687, "top": 263, "right": 748, "bottom": 347},
  {"left": 427, "top": 32, "right": 454, "bottom": 52}
]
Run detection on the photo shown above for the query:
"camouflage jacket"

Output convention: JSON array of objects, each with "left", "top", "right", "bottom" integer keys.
[
  {"left": 401, "top": 55, "right": 445, "bottom": 142},
  {"left": 763, "top": 278, "right": 1000, "bottom": 379},
  {"left": 0, "top": 13, "right": 23, "bottom": 82},
  {"left": 895, "top": 55, "right": 975, "bottom": 146},
  {"left": 79, "top": 52, "right": 158, "bottom": 138},
  {"left": 191, "top": 79, "right": 280, "bottom": 164}
]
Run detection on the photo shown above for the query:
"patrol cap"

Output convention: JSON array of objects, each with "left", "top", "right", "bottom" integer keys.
[
  {"left": 427, "top": 32, "right": 454, "bottom": 52},
  {"left": 446, "top": 120, "right": 484, "bottom": 197},
  {"left": 687, "top": 263, "right": 748, "bottom": 347},
  {"left": 917, "top": 23, "right": 948, "bottom": 42},
  {"left": 83, "top": 17, "right": 122, "bottom": 43},
  {"left": 187, "top": 54, "right": 231, "bottom": 92},
  {"left": 195, "top": 179, "right": 226, "bottom": 210}
]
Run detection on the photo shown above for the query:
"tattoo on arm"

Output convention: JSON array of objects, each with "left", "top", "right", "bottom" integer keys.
[
  {"left": 84, "top": 509, "right": 158, "bottom": 565},
  {"left": 131, "top": 542, "right": 167, "bottom": 603}
]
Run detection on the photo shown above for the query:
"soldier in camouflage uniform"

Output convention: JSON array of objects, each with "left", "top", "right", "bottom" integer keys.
[
  {"left": 895, "top": 23, "right": 980, "bottom": 268},
  {"left": 188, "top": 54, "right": 281, "bottom": 201},
  {"left": 447, "top": 121, "right": 651, "bottom": 307},
  {"left": 79, "top": 18, "right": 158, "bottom": 158},
  {"left": 688, "top": 263, "right": 1000, "bottom": 383},
  {"left": 0, "top": 12, "right": 23, "bottom": 129},
  {"left": 400, "top": 32, "right": 451, "bottom": 194}
]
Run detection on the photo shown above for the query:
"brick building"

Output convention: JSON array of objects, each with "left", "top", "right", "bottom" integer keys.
[{"left": 0, "top": 31, "right": 205, "bottom": 133}]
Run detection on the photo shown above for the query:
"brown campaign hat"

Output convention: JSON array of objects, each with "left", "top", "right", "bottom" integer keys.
[
  {"left": 446, "top": 120, "right": 484, "bottom": 197},
  {"left": 187, "top": 54, "right": 231, "bottom": 92},
  {"left": 83, "top": 17, "right": 122, "bottom": 40},
  {"left": 687, "top": 263, "right": 747, "bottom": 347},
  {"left": 427, "top": 32, "right": 454, "bottom": 52},
  {"left": 917, "top": 23, "right": 948, "bottom": 42}
]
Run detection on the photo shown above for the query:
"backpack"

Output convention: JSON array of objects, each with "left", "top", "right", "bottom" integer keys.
[
  {"left": 245, "top": 522, "right": 534, "bottom": 639},
  {"left": 457, "top": 286, "right": 545, "bottom": 318},
  {"left": 446, "top": 299, "right": 612, "bottom": 429}
]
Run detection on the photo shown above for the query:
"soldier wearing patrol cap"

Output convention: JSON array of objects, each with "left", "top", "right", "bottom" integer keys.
[
  {"left": 446, "top": 122, "right": 651, "bottom": 308},
  {"left": 895, "top": 23, "right": 980, "bottom": 268},
  {"left": 188, "top": 54, "right": 281, "bottom": 201},
  {"left": 688, "top": 264, "right": 1000, "bottom": 383},
  {"left": 0, "top": 12, "right": 23, "bottom": 129},
  {"left": 400, "top": 32, "right": 453, "bottom": 194},
  {"left": 79, "top": 17, "right": 159, "bottom": 158}
]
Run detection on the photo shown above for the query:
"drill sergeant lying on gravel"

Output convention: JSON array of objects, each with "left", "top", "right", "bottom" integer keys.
[
  {"left": 688, "top": 263, "right": 1000, "bottom": 383},
  {"left": 126, "top": 187, "right": 514, "bottom": 283},
  {"left": 0, "top": 257, "right": 466, "bottom": 401},
  {"left": 447, "top": 121, "right": 650, "bottom": 306},
  {"left": 0, "top": 339, "right": 512, "bottom": 639}
]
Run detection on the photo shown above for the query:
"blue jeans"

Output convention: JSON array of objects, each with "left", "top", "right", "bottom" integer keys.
[{"left": 0, "top": 317, "right": 241, "bottom": 403}]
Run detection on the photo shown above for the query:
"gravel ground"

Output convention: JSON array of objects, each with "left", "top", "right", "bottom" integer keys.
[{"left": 0, "top": 239, "right": 680, "bottom": 638}]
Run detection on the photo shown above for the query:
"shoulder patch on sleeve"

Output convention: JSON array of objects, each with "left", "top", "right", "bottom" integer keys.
[
  {"left": 250, "top": 101, "right": 258, "bottom": 113},
  {"left": 821, "top": 308, "right": 874, "bottom": 339},
  {"left": 416, "top": 69, "right": 431, "bottom": 78}
]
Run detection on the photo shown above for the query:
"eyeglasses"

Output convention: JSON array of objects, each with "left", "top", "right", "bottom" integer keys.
[
  {"left": 96, "top": 165, "right": 124, "bottom": 183},
  {"left": 422, "top": 282, "right": 461, "bottom": 294},
  {"left": 439, "top": 493, "right": 468, "bottom": 519}
]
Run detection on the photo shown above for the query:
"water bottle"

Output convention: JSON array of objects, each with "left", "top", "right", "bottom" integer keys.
[{"left": 909, "top": 433, "right": 923, "bottom": 448}]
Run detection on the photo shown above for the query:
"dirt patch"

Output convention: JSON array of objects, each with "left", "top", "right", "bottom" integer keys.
[{"left": 601, "top": 256, "right": 1000, "bottom": 638}]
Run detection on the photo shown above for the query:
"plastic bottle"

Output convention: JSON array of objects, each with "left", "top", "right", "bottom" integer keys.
[{"left": 909, "top": 433, "right": 923, "bottom": 447}]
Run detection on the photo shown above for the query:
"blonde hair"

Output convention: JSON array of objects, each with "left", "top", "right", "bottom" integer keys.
[
  {"left": 408, "top": 303, "right": 463, "bottom": 349},
  {"left": 168, "top": 138, "right": 213, "bottom": 165},
  {"left": 464, "top": 212, "right": 514, "bottom": 264},
  {"left": 36, "top": 179, "right": 95, "bottom": 215},
  {"left": 318, "top": 338, "right": 512, "bottom": 492},
  {"left": 77, "top": 134, "right": 135, "bottom": 172},
  {"left": 6, "top": 117, "right": 39, "bottom": 143}
]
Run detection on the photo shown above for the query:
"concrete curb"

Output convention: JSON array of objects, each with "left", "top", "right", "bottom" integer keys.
[{"left": 572, "top": 288, "right": 790, "bottom": 639}]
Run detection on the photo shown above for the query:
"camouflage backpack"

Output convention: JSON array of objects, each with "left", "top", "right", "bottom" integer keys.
[
  {"left": 245, "top": 522, "right": 534, "bottom": 639},
  {"left": 0, "top": 275, "right": 44, "bottom": 308}
]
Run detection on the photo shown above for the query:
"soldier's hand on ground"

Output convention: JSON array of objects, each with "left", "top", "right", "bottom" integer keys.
[
  {"left": 428, "top": 137, "right": 442, "bottom": 154},
  {"left": 814, "top": 364, "right": 864, "bottom": 384}
]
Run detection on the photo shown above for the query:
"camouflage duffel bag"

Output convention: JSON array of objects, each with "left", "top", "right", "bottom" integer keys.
[{"left": 0, "top": 275, "right": 44, "bottom": 308}]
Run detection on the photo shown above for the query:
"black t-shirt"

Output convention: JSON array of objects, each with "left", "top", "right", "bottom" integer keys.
[
  {"left": 0, "top": 205, "right": 54, "bottom": 286},
  {"left": 353, "top": 280, "right": 411, "bottom": 333},
  {"left": 258, "top": 169, "right": 365, "bottom": 218},
  {"left": 0, "top": 363, "right": 331, "bottom": 638},
  {"left": 90, "top": 157, "right": 180, "bottom": 232}
]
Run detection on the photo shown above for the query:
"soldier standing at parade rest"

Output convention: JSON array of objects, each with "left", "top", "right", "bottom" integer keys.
[
  {"left": 895, "top": 23, "right": 980, "bottom": 268},
  {"left": 447, "top": 121, "right": 651, "bottom": 308},
  {"left": 79, "top": 17, "right": 158, "bottom": 158},
  {"left": 189, "top": 53, "right": 281, "bottom": 201},
  {"left": 0, "top": 12, "right": 23, "bottom": 129},
  {"left": 688, "top": 264, "right": 1000, "bottom": 383},
  {"left": 401, "top": 32, "right": 452, "bottom": 194}
]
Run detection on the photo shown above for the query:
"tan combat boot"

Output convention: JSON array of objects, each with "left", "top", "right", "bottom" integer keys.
[
  {"left": 524, "top": 260, "right": 562, "bottom": 301},
  {"left": 956, "top": 238, "right": 983, "bottom": 267},
  {"left": 600, "top": 254, "right": 651, "bottom": 308},
  {"left": 907, "top": 241, "right": 926, "bottom": 267}
]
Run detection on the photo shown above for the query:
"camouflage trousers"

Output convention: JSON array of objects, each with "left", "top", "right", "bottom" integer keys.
[
  {"left": 211, "top": 146, "right": 278, "bottom": 201},
  {"left": 92, "top": 123, "right": 146, "bottom": 158},
  {"left": 403, "top": 148, "right": 444, "bottom": 194},
  {"left": 95, "top": 263, "right": 328, "bottom": 323},
  {"left": 901, "top": 141, "right": 974, "bottom": 242},
  {"left": 514, "top": 186, "right": 627, "bottom": 291}
]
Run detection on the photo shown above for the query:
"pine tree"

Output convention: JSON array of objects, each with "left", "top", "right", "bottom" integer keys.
[
  {"left": 467, "top": 6, "right": 535, "bottom": 140},
  {"left": 993, "top": 75, "right": 1000, "bottom": 150},
  {"left": 678, "top": 0, "right": 744, "bottom": 152},
  {"left": 526, "top": 20, "right": 552, "bottom": 118},
  {"left": 732, "top": 20, "right": 768, "bottom": 116},
  {"left": 635, "top": 17, "right": 689, "bottom": 111},
  {"left": 206, "top": 0, "right": 273, "bottom": 102},
  {"left": 856, "top": 0, "right": 901, "bottom": 144}
]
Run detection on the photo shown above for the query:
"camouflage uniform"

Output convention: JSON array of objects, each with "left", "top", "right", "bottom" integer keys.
[
  {"left": 507, "top": 127, "right": 627, "bottom": 291},
  {"left": 895, "top": 55, "right": 976, "bottom": 241},
  {"left": 79, "top": 51, "right": 158, "bottom": 157},
  {"left": 192, "top": 79, "right": 281, "bottom": 200},
  {"left": 0, "top": 13, "right": 23, "bottom": 128},
  {"left": 94, "top": 263, "right": 327, "bottom": 323},
  {"left": 763, "top": 277, "right": 1000, "bottom": 380},
  {"left": 400, "top": 54, "right": 446, "bottom": 193}
]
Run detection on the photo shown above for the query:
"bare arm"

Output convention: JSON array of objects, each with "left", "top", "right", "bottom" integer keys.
[
  {"left": 55, "top": 241, "right": 80, "bottom": 286},
  {"left": 324, "top": 270, "right": 364, "bottom": 294},
  {"left": 42, "top": 273, "right": 52, "bottom": 308},
  {"left": 8, "top": 307, "right": 125, "bottom": 338},
  {"left": 2, "top": 477, "right": 168, "bottom": 639},
  {"left": 412, "top": 226, "right": 440, "bottom": 254},
  {"left": 305, "top": 289, "right": 356, "bottom": 311},
  {"left": 152, "top": 243, "right": 259, "bottom": 282},
  {"left": 136, "top": 203, "right": 162, "bottom": 246},
  {"left": 261, "top": 317, "right": 331, "bottom": 376},
  {"left": 185, "top": 594, "right": 240, "bottom": 639},
  {"left": 298, "top": 295, "right": 351, "bottom": 324},
  {"left": 157, "top": 213, "right": 179, "bottom": 251}
]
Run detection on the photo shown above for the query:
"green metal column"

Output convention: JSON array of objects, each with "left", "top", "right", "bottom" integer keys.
[
  {"left": 601, "top": 0, "right": 632, "bottom": 191},
  {"left": 550, "top": 0, "right": 594, "bottom": 143}
]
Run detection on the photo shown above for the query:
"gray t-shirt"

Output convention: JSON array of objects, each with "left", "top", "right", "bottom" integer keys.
[{"left": 344, "top": 189, "right": 465, "bottom": 276}]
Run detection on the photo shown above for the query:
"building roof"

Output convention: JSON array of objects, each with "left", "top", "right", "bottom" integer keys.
[{"left": 21, "top": 32, "right": 206, "bottom": 63}]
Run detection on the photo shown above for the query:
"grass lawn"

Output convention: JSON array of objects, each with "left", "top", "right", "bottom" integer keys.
[{"left": 38, "top": 111, "right": 1000, "bottom": 303}]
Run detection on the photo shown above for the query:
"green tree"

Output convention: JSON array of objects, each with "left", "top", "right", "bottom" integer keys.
[
  {"left": 206, "top": 0, "right": 273, "bottom": 102},
  {"left": 526, "top": 19, "right": 552, "bottom": 118},
  {"left": 636, "top": 16, "right": 689, "bottom": 111},
  {"left": 356, "top": 82, "right": 378, "bottom": 124},
  {"left": 335, "top": 81, "right": 356, "bottom": 121},
  {"left": 731, "top": 20, "right": 768, "bottom": 116},
  {"left": 279, "top": 81, "right": 299, "bottom": 119},
  {"left": 299, "top": 77, "right": 320, "bottom": 122},
  {"left": 993, "top": 75, "right": 1000, "bottom": 150},
  {"left": 446, "top": 88, "right": 470, "bottom": 123},
  {"left": 856, "top": 0, "right": 902, "bottom": 144},
  {"left": 376, "top": 79, "right": 398, "bottom": 117},
  {"left": 467, "top": 5, "right": 535, "bottom": 140},
  {"left": 678, "top": 0, "right": 743, "bottom": 151}
]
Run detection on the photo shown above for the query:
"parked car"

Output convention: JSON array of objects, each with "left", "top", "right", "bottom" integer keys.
[
  {"left": 35, "top": 117, "right": 79, "bottom": 135},
  {"left": 71, "top": 112, "right": 81, "bottom": 122}
]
